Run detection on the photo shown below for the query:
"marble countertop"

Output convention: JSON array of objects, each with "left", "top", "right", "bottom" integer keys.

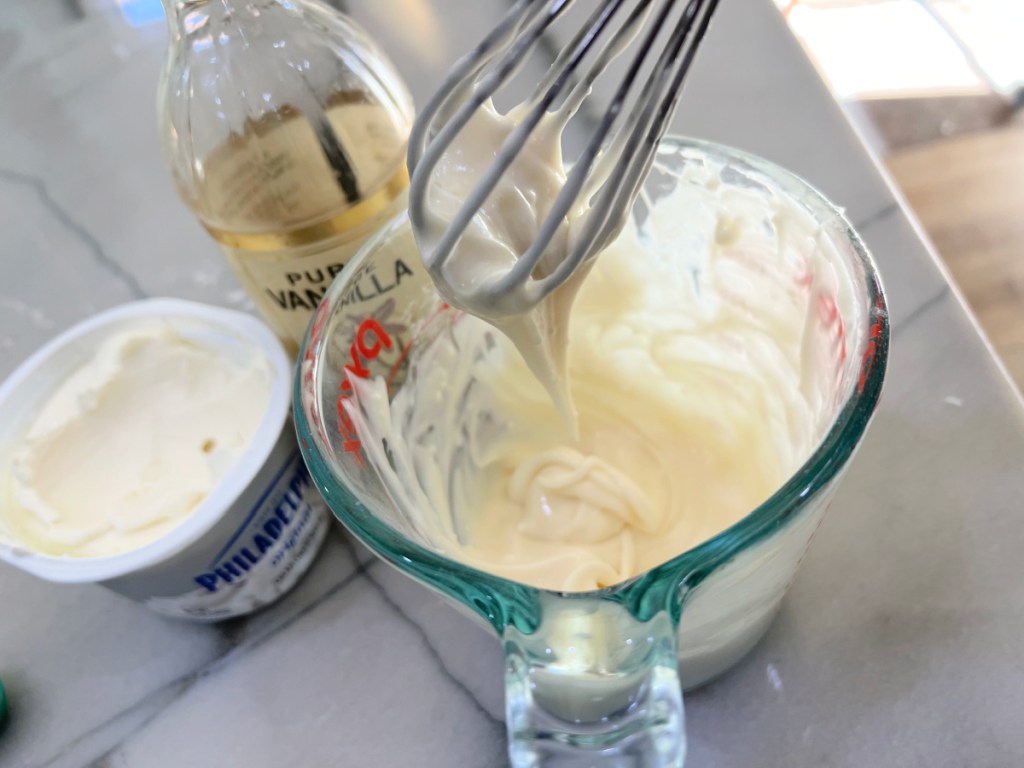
[{"left": 2, "top": 0, "right": 1023, "bottom": 766}]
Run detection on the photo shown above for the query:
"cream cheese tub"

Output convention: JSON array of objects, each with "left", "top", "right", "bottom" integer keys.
[{"left": 0, "top": 299, "right": 328, "bottom": 620}]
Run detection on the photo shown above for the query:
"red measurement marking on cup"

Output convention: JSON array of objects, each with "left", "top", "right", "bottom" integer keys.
[
  {"left": 335, "top": 305, "right": 455, "bottom": 465},
  {"left": 307, "top": 296, "right": 332, "bottom": 354},
  {"left": 794, "top": 256, "right": 814, "bottom": 289},
  {"left": 817, "top": 293, "right": 847, "bottom": 379},
  {"left": 385, "top": 303, "right": 452, "bottom": 390},
  {"left": 336, "top": 317, "right": 393, "bottom": 465},
  {"left": 857, "top": 293, "right": 885, "bottom": 394}
]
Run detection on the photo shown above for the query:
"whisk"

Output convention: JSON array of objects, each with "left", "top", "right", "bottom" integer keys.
[{"left": 407, "top": 0, "right": 720, "bottom": 310}]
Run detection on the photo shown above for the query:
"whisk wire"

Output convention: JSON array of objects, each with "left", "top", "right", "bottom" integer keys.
[
  {"left": 420, "top": 1, "right": 604, "bottom": 277},
  {"left": 525, "top": 0, "right": 631, "bottom": 116},
  {"left": 408, "top": 0, "right": 540, "bottom": 174},
  {"left": 410, "top": 0, "right": 576, "bottom": 270},
  {"left": 583, "top": 0, "right": 721, "bottom": 264},
  {"left": 493, "top": 0, "right": 668, "bottom": 297},
  {"left": 529, "top": 0, "right": 697, "bottom": 295},
  {"left": 409, "top": 0, "right": 720, "bottom": 307}
]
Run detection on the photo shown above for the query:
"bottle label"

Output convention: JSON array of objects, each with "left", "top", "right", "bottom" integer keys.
[
  {"left": 213, "top": 179, "right": 408, "bottom": 355},
  {"left": 182, "top": 94, "right": 410, "bottom": 354}
]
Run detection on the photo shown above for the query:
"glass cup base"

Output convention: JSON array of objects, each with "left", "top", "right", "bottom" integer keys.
[{"left": 504, "top": 609, "right": 685, "bottom": 768}]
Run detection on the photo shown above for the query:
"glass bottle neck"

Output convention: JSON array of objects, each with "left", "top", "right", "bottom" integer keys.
[
  {"left": 161, "top": 0, "right": 280, "bottom": 31},
  {"left": 161, "top": 0, "right": 213, "bottom": 19}
]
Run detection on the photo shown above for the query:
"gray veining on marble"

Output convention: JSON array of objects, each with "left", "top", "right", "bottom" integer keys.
[{"left": 1, "top": 1, "right": 1022, "bottom": 767}]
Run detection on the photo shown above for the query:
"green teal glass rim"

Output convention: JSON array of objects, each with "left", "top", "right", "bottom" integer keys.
[
  {"left": 293, "top": 137, "right": 890, "bottom": 635},
  {"left": 0, "top": 674, "right": 8, "bottom": 732}
]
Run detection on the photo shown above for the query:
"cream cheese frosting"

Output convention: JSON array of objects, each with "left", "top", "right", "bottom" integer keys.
[
  {"left": 349, "top": 146, "right": 851, "bottom": 590},
  {"left": 3, "top": 324, "right": 273, "bottom": 558}
]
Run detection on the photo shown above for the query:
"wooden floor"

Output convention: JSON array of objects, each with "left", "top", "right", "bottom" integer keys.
[{"left": 886, "top": 117, "right": 1024, "bottom": 392}]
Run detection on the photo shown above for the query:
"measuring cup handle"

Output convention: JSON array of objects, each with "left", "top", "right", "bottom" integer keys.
[{"left": 502, "top": 600, "right": 685, "bottom": 767}]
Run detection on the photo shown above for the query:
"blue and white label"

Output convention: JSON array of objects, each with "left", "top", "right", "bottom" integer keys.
[{"left": 145, "top": 453, "right": 329, "bottom": 620}]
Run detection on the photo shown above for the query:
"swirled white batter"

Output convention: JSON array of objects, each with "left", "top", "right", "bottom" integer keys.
[{"left": 349, "top": 129, "right": 851, "bottom": 590}]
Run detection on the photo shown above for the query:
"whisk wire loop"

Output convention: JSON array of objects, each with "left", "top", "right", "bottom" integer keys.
[{"left": 409, "top": 0, "right": 719, "bottom": 308}]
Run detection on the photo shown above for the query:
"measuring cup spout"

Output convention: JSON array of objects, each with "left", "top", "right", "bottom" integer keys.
[{"left": 503, "top": 595, "right": 685, "bottom": 767}]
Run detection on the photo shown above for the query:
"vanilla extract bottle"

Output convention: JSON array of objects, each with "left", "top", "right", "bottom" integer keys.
[{"left": 158, "top": 0, "right": 414, "bottom": 354}]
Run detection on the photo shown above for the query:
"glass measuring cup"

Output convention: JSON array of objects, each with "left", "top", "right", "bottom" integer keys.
[{"left": 295, "top": 138, "right": 889, "bottom": 767}]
